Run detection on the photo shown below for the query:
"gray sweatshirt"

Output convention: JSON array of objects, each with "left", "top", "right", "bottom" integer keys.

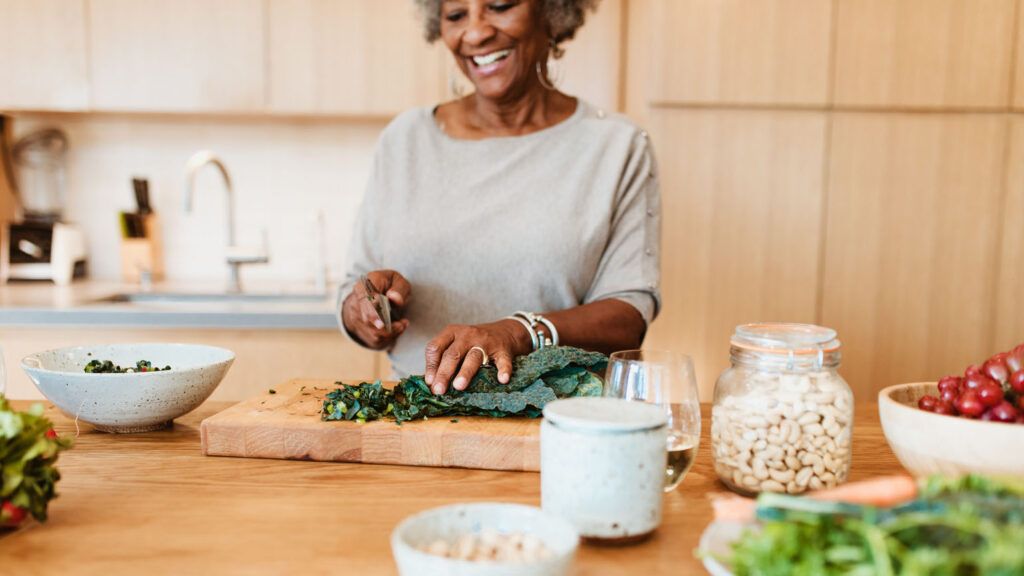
[{"left": 338, "top": 100, "right": 662, "bottom": 378}]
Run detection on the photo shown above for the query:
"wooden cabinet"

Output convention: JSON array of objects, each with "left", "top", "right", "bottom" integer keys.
[
  {"left": 4, "top": 0, "right": 626, "bottom": 116},
  {"left": 266, "top": 0, "right": 623, "bottom": 116},
  {"left": 833, "top": 0, "right": 1016, "bottom": 109},
  {"left": 88, "top": 0, "right": 265, "bottom": 112},
  {"left": 1016, "top": 5, "right": 1024, "bottom": 110},
  {"left": 557, "top": 0, "right": 623, "bottom": 112},
  {"left": 267, "top": 0, "right": 445, "bottom": 116},
  {"left": 1, "top": 327, "right": 385, "bottom": 402},
  {"left": 0, "top": 0, "right": 89, "bottom": 111},
  {"left": 648, "top": 0, "right": 832, "bottom": 105},
  {"left": 997, "top": 118, "right": 1024, "bottom": 349},
  {"left": 821, "top": 114, "right": 1008, "bottom": 396},
  {"left": 645, "top": 109, "right": 828, "bottom": 398}
]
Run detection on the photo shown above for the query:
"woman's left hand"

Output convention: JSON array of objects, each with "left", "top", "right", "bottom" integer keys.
[{"left": 424, "top": 319, "right": 532, "bottom": 395}]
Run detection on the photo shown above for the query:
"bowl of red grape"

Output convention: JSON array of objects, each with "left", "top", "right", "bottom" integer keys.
[{"left": 878, "top": 343, "right": 1024, "bottom": 477}]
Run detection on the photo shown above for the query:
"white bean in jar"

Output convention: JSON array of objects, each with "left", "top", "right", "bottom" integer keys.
[{"left": 711, "top": 323, "right": 853, "bottom": 496}]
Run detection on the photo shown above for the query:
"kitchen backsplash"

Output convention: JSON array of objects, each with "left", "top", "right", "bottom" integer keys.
[{"left": 11, "top": 114, "right": 388, "bottom": 286}]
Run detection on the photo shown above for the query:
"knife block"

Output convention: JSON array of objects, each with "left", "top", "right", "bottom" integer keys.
[{"left": 120, "top": 214, "right": 164, "bottom": 283}]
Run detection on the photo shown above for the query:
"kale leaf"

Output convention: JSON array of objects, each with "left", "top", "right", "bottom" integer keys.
[{"left": 321, "top": 346, "right": 606, "bottom": 424}]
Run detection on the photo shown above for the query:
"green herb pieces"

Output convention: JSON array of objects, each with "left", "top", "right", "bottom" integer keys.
[
  {"left": 718, "top": 474, "right": 1024, "bottom": 575},
  {"left": 268, "top": 389, "right": 277, "bottom": 395},
  {"left": 0, "top": 395, "right": 72, "bottom": 527},
  {"left": 84, "top": 359, "right": 171, "bottom": 373},
  {"left": 321, "top": 346, "right": 607, "bottom": 424}
]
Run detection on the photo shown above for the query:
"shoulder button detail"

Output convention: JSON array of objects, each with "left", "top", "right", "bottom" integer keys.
[
  {"left": 640, "top": 130, "right": 648, "bottom": 139},
  {"left": 647, "top": 209, "right": 655, "bottom": 217},
  {"left": 597, "top": 109, "right": 606, "bottom": 119}
]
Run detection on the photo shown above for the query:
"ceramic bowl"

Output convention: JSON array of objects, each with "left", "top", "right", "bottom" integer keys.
[
  {"left": 878, "top": 382, "right": 1024, "bottom": 477},
  {"left": 391, "top": 503, "right": 578, "bottom": 576},
  {"left": 21, "top": 343, "right": 234, "bottom": 433}
]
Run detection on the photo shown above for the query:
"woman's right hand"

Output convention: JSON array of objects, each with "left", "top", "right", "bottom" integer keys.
[{"left": 341, "top": 269, "right": 411, "bottom": 350}]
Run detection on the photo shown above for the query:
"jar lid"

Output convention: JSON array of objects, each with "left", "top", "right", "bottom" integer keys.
[
  {"left": 543, "top": 397, "right": 667, "bottom": 433},
  {"left": 731, "top": 323, "right": 841, "bottom": 355}
]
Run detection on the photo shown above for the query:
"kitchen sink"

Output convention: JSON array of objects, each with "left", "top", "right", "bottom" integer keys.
[{"left": 93, "top": 291, "right": 331, "bottom": 304}]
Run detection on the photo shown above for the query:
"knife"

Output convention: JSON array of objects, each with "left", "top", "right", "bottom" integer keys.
[
  {"left": 360, "top": 274, "right": 392, "bottom": 333},
  {"left": 132, "top": 177, "right": 152, "bottom": 215}
]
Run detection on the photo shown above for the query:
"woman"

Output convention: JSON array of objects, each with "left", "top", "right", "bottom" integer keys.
[{"left": 339, "top": 0, "right": 660, "bottom": 395}]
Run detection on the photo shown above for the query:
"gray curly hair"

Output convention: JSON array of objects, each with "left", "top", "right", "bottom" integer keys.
[{"left": 412, "top": 0, "right": 601, "bottom": 57}]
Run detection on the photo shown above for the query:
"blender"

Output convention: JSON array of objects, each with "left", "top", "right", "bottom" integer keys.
[{"left": 0, "top": 128, "right": 87, "bottom": 285}]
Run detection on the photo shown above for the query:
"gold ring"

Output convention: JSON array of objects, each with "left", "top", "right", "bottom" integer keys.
[{"left": 469, "top": 346, "right": 490, "bottom": 366}]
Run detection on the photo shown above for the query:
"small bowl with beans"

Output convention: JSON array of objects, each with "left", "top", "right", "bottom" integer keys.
[{"left": 391, "top": 503, "right": 578, "bottom": 576}]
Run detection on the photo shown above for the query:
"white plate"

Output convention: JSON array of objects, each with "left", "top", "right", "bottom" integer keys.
[{"left": 697, "top": 520, "right": 758, "bottom": 576}]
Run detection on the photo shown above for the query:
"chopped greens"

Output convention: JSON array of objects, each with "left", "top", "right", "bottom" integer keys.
[
  {"left": 715, "top": 474, "right": 1024, "bottom": 575},
  {"left": 0, "top": 395, "right": 72, "bottom": 527},
  {"left": 322, "top": 346, "right": 607, "bottom": 424},
  {"left": 84, "top": 359, "right": 171, "bottom": 373}
]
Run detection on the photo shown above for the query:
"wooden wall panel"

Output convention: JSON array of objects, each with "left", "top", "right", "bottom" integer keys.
[
  {"left": 645, "top": 110, "right": 828, "bottom": 399},
  {"left": 833, "top": 0, "right": 1016, "bottom": 109},
  {"left": 624, "top": 0, "right": 654, "bottom": 126},
  {"left": 649, "top": 0, "right": 832, "bottom": 105},
  {"left": 267, "top": 0, "right": 445, "bottom": 115},
  {"left": 558, "top": 0, "right": 623, "bottom": 112},
  {"left": 1016, "top": 1, "right": 1024, "bottom": 110},
  {"left": 0, "top": 0, "right": 89, "bottom": 111},
  {"left": 822, "top": 114, "right": 1007, "bottom": 399},
  {"left": 89, "top": 0, "right": 265, "bottom": 112},
  {"left": 995, "top": 117, "right": 1024, "bottom": 350},
  {"left": 0, "top": 327, "right": 384, "bottom": 402}
]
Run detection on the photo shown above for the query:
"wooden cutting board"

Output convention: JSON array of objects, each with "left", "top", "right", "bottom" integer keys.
[{"left": 200, "top": 379, "right": 541, "bottom": 471}]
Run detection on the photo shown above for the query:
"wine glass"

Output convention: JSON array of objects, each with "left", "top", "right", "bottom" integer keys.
[{"left": 604, "top": 350, "right": 701, "bottom": 492}]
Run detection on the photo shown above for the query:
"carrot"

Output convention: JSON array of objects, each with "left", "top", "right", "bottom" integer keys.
[
  {"left": 711, "top": 475, "right": 918, "bottom": 523},
  {"left": 807, "top": 475, "right": 917, "bottom": 508}
]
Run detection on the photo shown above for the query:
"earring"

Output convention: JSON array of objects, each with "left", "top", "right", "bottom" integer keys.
[
  {"left": 536, "top": 58, "right": 562, "bottom": 91},
  {"left": 449, "top": 70, "right": 466, "bottom": 98}
]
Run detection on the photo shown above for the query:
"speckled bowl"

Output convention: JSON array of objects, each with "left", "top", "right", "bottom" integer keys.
[
  {"left": 21, "top": 343, "right": 234, "bottom": 433},
  {"left": 391, "top": 503, "right": 578, "bottom": 576}
]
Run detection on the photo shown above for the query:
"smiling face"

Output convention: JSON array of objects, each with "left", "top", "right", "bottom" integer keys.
[{"left": 439, "top": 0, "right": 551, "bottom": 102}]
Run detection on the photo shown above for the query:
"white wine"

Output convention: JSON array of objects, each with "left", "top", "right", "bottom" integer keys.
[{"left": 665, "top": 433, "right": 698, "bottom": 491}]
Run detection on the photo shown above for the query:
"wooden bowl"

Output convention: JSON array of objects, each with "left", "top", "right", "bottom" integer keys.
[{"left": 878, "top": 382, "right": 1024, "bottom": 477}]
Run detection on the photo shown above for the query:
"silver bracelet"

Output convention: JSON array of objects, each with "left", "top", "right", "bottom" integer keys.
[
  {"left": 505, "top": 315, "right": 539, "bottom": 351},
  {"left": 537, "top": 315, "right": 559, "bottom": 347},
  {"left": 511, "top": 311, "right": 559, "bottom": 350}
]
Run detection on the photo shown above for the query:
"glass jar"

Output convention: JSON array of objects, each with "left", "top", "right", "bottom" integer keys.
[
  {"left": 711, "top": 323, "right": 853, "bottom": 496},
  {"left": 541, "top": 397, "right": 667, "bottom": 544}
]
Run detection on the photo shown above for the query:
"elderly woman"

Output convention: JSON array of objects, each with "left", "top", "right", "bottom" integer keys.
[{"left": 339, "top": 0, "right": 660, "bottom": 395}]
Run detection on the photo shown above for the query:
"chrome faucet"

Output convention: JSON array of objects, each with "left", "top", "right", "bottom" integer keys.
[{"left": 184, "top": 150, "right": 268, "bottom": 293}]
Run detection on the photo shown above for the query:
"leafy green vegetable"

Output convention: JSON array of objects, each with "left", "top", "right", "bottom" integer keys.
[
  {"left": 321, "top": 346, "right": 607, "bottom": 424},
  {"left": 713, "top": 474, "right": 1024, "bottom": 575},
  {"left": 0, "top": 395, "right": 72, "bottom": 526},
  {"left": 84, "top": 359, "right": 171, "bottom": 373}
]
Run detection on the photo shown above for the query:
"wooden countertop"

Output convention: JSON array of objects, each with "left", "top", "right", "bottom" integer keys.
[{"left": 0, "top": 401, "right": 903, "bottom": 574}]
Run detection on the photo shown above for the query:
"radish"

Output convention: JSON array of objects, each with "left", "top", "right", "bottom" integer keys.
[{"left": 1, "top": 501, "right": 27, "bottom": 528}]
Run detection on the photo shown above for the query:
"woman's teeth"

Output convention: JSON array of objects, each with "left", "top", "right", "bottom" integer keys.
[{"left": 472, "top": 49, "right": 511, "bottom": 66}]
